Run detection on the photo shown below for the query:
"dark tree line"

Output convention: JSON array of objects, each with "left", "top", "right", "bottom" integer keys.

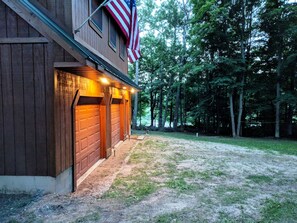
[{"left": 131, "top": 0, "right": 297, "bottom": 138}]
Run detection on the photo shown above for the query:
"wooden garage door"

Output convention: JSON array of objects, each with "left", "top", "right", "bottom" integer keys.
[
  {"left": 111, "top": 103, "right": 121, "bottom": 147},
  {"left": 75, "top": 105, "right": 100, "bottom": 180}
]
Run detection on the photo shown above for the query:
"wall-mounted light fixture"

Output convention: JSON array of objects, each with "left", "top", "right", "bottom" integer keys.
[
  {"left": 123, "top": 86, "right": 127, "bottom": 90},
  {"left": 100, "top": 77, "right": 110, "bottom": 85},
  {"left": 131, "top": 88, "right": 135, "bottom": 93}
]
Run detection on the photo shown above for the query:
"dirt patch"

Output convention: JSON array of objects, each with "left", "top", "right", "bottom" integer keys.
[{"left": 1, "top": 135, "right": 297, "bottom": 222}]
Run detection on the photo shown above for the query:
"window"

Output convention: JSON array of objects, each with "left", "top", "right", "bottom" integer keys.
[
  {"left": 109, "top": 18, "right": 117, "bottom": 51},
  {"left": 119, "top": 37, "right": 126, "bottom": 60},
  {"left": 89, "top": 0, "right": 103, "bottom": 34}
]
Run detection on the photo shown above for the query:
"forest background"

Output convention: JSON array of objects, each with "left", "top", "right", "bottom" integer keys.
[{"left": 130, "top": 0, "right": 297, "bottom": 139}]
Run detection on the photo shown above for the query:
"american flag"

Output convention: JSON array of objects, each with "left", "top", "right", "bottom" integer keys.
[{"left": 105, "top": 0, "right": 141, "bottom": 63}]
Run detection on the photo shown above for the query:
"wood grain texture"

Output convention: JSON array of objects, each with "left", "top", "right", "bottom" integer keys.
[
  {"left": 34, "top": 44, "right": 48, "bottom": 175},
  {"left": 0, "top": 1, "right": 7, "bottom": 38},
  {"left": 0, "top": 45, "right": 4, "bottom": 174},
  {"left": 45, "top": 42, "right": 55, "bottom": 176},
  {"left": 23, "top": 44, "right": 37, "bottom": 175},
  {"left": 1, "top": 44, "right": 16, "bottom": 175},
  {"left": 17, "top": 15, "right": 29, "bottom": 37},
  {"left": 11, "top": 44, "right": 26, "bottom": 175},
  {"left": 54, "top": 71, "right": 61, "bottom": 175},
  {"left": 6, "top": 7, "right": 17, "bottom": 38}
]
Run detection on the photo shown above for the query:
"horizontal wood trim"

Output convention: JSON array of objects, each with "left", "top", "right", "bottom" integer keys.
[
  {"left": 0, "top": 37, "right": 49, "bottom": 44},
  {"left": 54, "top": 62, "right": 84, "bottom": 68},
  {"left": 111, "top": 95, "right": 123, "bottom": 100}
]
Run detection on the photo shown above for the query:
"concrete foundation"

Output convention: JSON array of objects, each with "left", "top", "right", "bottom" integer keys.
[{"left": 0, "top": 168, "right": 73, "bottom": 194}]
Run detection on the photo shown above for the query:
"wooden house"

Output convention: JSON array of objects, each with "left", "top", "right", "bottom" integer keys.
[{"left": 0, "top": 0, "right": 139, "bottom": 193}]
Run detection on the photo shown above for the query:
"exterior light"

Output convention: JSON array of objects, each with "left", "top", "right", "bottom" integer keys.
[
  {"left": 100, "top": 77, "right": 109, "bottom": 85},
  {"left": 131, "top": 88, "right": 135, "bottom": 93},
  {"left": 123, "top": 86, "right": 127, "bottom": 90}
]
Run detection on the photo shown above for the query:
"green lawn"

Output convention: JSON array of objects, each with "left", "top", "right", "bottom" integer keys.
[{"left": 146, "top": 131, "right": 297, "bottom": 156}]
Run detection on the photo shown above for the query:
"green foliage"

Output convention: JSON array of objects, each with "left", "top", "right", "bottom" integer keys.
[{"left": 136, "top": 0, "right": 297, "bottom": 138}]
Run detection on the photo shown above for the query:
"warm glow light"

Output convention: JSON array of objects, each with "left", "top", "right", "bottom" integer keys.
[
  {"left": 123, "top": 86, "right": 127, "bottom": 90},
  {"left": 100, "top": 77, "right": 109, "bottom": 85},
  {"left": 131, "top": 88, "right": 135, "bottom": 93}
]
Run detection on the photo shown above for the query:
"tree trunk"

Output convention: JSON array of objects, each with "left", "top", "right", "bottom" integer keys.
[
  {"left": 179, "top": 83, "right": 184, "bottom": 131},
  {"left": 173, "top": 83, "right": 180, "bottom": 131},
  {"left": 236, "top": 76, "right": 244, "bottom": 136},
  {"left": 158, "top": 76, "right": 163, "bottom": 130},
  {"left": 150, "top": 91, "right": 155, "bottom": 127},
  {"left": 229, "top": 93, "right": 236, "bottom": 137},
  {"left": 275, "top": 52, "right": 282, "bottom": 139},
  {"left": 287, "top": 105, "right": 293, "bottom": 137},
  {"left": 132, "top": 61, "right": 139, "bottom": 130},
  {"left": 169, "top": 101, "right": 173, "bottom": 128},
  {"left": 236, "top": 0, "right": 246, "bottom": 137}
]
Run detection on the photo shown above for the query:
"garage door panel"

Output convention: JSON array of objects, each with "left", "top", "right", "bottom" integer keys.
[
  {"left": 88, "top": 133, "right": 100, "bottom": 146},
  {"left": 81, "top": 137, "right": 89, "bottom": 150},
  {"left": 75, "top": 104, "right": 101, "bottom": 180}
]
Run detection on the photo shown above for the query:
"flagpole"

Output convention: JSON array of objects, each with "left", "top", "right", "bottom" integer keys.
[{"left": 74, "top": 0, "right": 109, "bottom": 33}]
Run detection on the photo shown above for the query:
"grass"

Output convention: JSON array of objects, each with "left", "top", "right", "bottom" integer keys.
[
  {"left": 104, "top": 172, "right": 157, "bottom": 203},
  {"left": 216, "top": 186, "right": 253, "bottom": 205},
  {"left": 74, "top": 212, "right": 100, "bottom": 223},
  {"left": 260, "top": 199, "right": 297, "bottom": 222},
  {"left": 246, "top": 175, "right": 273, "bottom": 184},
  {"left": 150, "top": 132, "right": 297, "bottom": 156},
  {"left": 155, "top": 210, "right": 203, "bottom": 223},
  {"left": 165, "top": 177, "right": 195, "bottom": 192}
]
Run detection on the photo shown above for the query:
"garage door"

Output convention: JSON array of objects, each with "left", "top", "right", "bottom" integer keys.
[
  {"left": 111, "top": 103, "right": 121, "bottom": 147},
  {"left": 75, "top": 105, "right": 100, "bottom": 180}
]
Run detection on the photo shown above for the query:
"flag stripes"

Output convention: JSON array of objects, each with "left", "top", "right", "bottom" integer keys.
[{"left": 105, "top": 0, "right": 140, "bottom": 63}]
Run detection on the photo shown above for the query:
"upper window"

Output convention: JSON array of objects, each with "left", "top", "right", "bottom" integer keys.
[
  {"left": 89, "top": 0, "right": 103, "bottom": 35},
  {"left": 109, "top": 18, "right": 117, "bottom": 51},
  {"left": 120, "top": 37, "right": 126, "bottom": 60}
]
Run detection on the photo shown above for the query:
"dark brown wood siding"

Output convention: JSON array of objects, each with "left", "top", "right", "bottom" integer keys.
[
  {"left": 54, "top": 70, "right": 103, "bottom": 176},
  {"left": 0, "top": 2, "right": 55, "bottom": 176},
  {"left": 73, "top": 0, "right": 128, "bottom": 73},
  {"left": 0, "top": 3, "right": 77, "bottom": 177},
  {"left": 30, "top": 0, "right": 73, "bottom": 33},
  {"left": 0, "top": 1, "right": 42, "bottom": 38},
  {"left": 0, "top": 43, "right": 55, "bottom": 176}
]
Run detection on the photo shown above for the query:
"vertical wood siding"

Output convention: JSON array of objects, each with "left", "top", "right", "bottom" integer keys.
[
  {"left": 0, "top": 3, "right": 57, "bottom": 176},
  {"left": 0, "top": 43, "right": 55, "bottom": 176},
  {"left": 32, "top": 0, "right": 73, "bottom": 33},
  {"left": 73, "top": 0, "right": 128, "bottom": 73},
  {"left": 0, "top": 2, "right": 42, "bottom": 38}
]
